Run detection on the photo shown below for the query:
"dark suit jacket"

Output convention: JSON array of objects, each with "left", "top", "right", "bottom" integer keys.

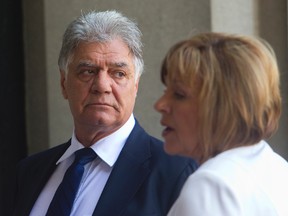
[{"left": 10, "top": 121, "right": 197, "bottom": 216}]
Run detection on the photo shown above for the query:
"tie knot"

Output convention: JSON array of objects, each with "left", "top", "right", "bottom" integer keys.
[{"left": 74, "top": 148, "right": 97, "bottom": 165}]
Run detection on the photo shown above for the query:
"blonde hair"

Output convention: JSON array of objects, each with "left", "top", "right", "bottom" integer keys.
[{"left": 161, "top": 32, "right": 281, "bottom": 162}]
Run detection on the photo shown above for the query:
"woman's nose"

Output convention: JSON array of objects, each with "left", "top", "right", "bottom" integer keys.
[{"left": 154, "top": 94, "right": 169, "bottom": 113}]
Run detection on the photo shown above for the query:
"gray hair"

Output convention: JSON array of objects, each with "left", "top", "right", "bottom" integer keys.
[{"left": 58, "top": 10, "right": 144, "bottom": 80}]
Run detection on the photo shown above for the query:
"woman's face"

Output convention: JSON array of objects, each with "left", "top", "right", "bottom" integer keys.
[{"left": 154, "top": 80, "right": 201, "bottom": 160}]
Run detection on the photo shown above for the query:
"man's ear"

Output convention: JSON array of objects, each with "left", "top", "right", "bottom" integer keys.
[
  {"left": 60, "top": 70, "right": 68, "bottom": 99},
  {"left": 134, "top": 78, "right": 140, "bottom": 98}
]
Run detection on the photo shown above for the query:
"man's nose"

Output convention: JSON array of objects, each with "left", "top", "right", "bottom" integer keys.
[{"left": 90, "top": 71, "right": 112, "bottom": 94}]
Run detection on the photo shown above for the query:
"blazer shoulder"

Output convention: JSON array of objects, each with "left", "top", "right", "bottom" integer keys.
[
  {"left": 18, "top": 141, "right": 70, "bottom": 171},
  {"left": 149, "top": 136, "right": 198, "bottom": 172},
  {"left": 131, "top": 120, "right": 198, "bottom": 173}
]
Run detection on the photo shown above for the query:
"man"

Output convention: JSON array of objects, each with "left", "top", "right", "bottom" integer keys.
[{"left": 10, "top": 10, "right": 197, "bottom": 216}]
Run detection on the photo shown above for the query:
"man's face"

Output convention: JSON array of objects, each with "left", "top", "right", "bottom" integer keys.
[{"left": 61, "top": 38, "right": 139, "bottom": 138}]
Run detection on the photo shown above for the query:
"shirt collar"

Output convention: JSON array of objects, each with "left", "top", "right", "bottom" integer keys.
[{"left": 56, "top": 114, "right": 135, "bottom": 167}]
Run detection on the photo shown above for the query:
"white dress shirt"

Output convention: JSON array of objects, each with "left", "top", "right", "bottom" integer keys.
[
  {"left": 168, "top": 140, "right": 288, "bottom": 216},
  {"left": 30, "top": 115, "right": 135, "bottom": 216}
]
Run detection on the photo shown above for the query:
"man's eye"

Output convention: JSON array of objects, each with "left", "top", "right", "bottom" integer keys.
[
  {"left": 78, "top": 70, "right": 96, "bottom": 82},
  {"left": 113, "top": 71, "right": 126, "bottom": 78},
  {"left": 83, "top": 70, "right": 95, "bottom": 75}
]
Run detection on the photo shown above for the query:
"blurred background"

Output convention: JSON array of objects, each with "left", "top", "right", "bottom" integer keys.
[{"left": 1, "top": 0, "right": 287, "bottom": 202}]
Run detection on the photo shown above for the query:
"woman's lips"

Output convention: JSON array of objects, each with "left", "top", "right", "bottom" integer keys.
[{"left": 162, "top": 126, "right": 173, "bottom": 137}]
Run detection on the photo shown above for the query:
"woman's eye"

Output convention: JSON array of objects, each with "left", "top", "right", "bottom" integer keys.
[{"left": 174, "top": 91, "right": 185, "bottom": 99}]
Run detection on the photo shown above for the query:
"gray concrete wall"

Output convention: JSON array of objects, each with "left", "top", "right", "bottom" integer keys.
[
  {"left": 23, "top": 0, "right": 48, "bottom": 153},
  {"left": 257, "top": 0, "right": 288, "bottom": 160},
  {"left": 23, "top": 0, "right": 288, "bottom": 159}
]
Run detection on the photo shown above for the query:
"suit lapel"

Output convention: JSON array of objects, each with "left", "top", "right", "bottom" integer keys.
[
  {"left": 93, "top": 122, "right": 152, "bottom": 216},
  {"left": 18, "top": 142, "right": 71, "bottom": 215}
]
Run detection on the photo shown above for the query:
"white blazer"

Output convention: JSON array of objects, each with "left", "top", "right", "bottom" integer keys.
[{"left": 168, "top": 140, "right": 288, "bottom": 216}]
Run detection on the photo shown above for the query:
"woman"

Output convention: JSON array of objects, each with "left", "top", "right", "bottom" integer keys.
[{"left": 155, "top": 32, "right": 288, "bottom": 215}]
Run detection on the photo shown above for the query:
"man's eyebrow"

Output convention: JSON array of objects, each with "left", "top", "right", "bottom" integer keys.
[
  {"left": 109, "top": 61, "right": 129, "bottom": 68},
  {"left": 76, "top": 61, "right": 129, "bottom": 69},
  {"left": 77, "top": 61, "right": 98, "bottom": 69}
]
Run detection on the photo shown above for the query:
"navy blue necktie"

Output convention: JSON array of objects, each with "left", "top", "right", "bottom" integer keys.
[{"left": 46, "top": 148, "right": 97, "bottom": 216}]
